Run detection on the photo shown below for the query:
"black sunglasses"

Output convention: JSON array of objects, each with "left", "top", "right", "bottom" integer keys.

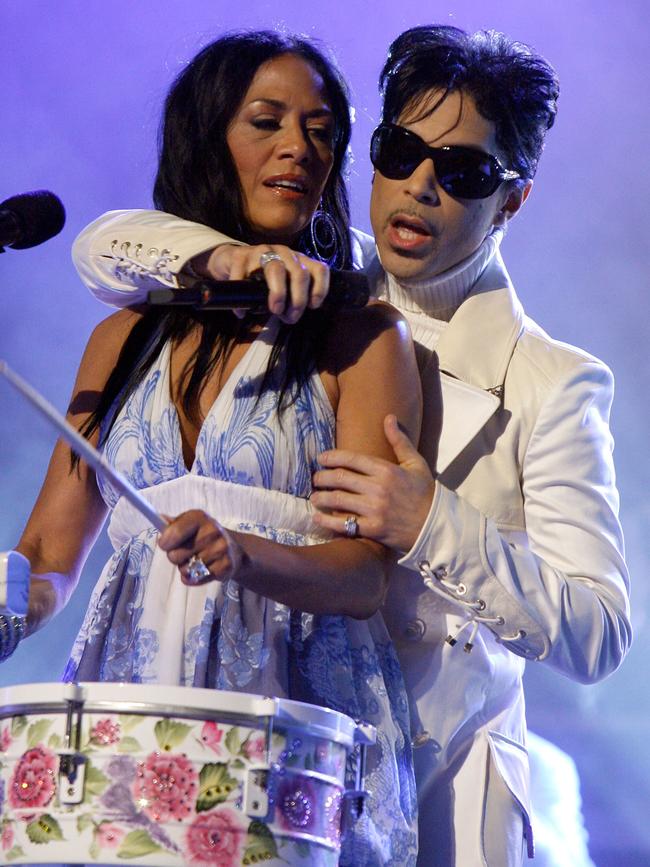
[{"left": 370, "top": 123, "right": 521, "bottom": 200}]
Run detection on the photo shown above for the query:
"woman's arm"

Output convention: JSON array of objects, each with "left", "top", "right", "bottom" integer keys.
[
  {"left": 16, "top": 309, "right": 142, "bottom": 635},
  {"left": 158, "top": 303, "right": 423, "bottom": 619}
]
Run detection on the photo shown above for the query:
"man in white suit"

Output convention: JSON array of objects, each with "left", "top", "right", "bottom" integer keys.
[
  {"left": 308, "top": 25, "right": 630, "bottom": 866},
  {"left": 71, "top": 25, "right": 629, "bottom": 866}
]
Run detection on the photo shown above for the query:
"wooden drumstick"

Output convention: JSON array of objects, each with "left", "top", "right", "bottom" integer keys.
[{"left": 0, "top": 360, "right": 167, "bottom": 532}]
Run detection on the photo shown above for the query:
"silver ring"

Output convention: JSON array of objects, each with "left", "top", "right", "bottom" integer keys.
[
  {"left": 186, "top": 554, "right": 211, "bottom": 583},
  {"left": 259, "top": 250, "right": 283, "bottom": 268},
  {"left": 344, "top": 515, "right": 359, "bottom": 539}
]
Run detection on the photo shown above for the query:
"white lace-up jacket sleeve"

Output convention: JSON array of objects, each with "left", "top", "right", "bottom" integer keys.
[
  {"left": 72, "top": 209, "right": 243, "bottom": 307},
  {"left": 398, "top": 317, "right": 631, "bottom": 684}
]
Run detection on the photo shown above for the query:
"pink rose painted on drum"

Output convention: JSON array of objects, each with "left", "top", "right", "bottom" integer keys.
[
  {"left": 185, "top": 808, "right": 244, "bottom": 865},
  {"left": 314, "top": 739, "right": 345, "bottom": 776},
  {"left": 96, "top": 822, "right": 126, "bottom": 848},
  {"left": 242, "top": 731, "right": 266, "bottom": 762},
  {"left": 133, "top": 752, "right": 198, "bottom": 822},
  {"left": 0, "top": 726, "right": 11, "bottom": 753},
  {"left": 1, "top": 823, "right": 14, "bottom": 851},
  {"left": 90, "top": 718, "right": 121, "bottom": 746},
  {"left": 200, "top": 721, "right": 224, "bottom": 754},
  {"left": 8, "top": 745, "right": 57, "bottom": 810}
]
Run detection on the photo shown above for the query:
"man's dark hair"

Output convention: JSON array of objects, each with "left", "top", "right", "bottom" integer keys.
[{"left": 380, "top": 25, "right": 560, "bottom": 178}]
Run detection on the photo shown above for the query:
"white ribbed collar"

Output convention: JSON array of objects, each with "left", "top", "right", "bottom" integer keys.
[{"left": 377, "top": 228, "right": 505, "bottom": 321}]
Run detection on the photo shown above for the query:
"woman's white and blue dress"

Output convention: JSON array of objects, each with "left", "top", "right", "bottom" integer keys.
[{"left": 64, "top": 319, "right": 418, "bottom": 865}]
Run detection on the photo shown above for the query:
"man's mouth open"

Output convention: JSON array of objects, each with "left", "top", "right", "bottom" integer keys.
[{"left": 387, "top": 215, "right": 434, "bottom": 251}]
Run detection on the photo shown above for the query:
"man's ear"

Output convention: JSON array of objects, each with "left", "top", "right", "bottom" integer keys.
[{"left": 493, "top": 179, "right": 533, "bottom": 227}]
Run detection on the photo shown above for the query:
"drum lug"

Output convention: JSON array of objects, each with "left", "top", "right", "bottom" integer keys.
[
  {"left": 341, "top": 789, "right": 368, "bottom": 836},
  {"left": 353, "top": 720, "right": 376, "bottom": 744},
  {"left": 57, "top": 750, "right": 87, "bottom": 805},
  {"left": 341, "top": 787, "right": 369, "bottom": 836},
  {"left": 341, "top": 724, "right": 374, "bottom": 837},
  {"left": 243, "top": 763, "right": 273, "bottom": 819}
]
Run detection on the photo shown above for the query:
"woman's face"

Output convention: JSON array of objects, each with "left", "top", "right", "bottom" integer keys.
[{"left": 226, "top": 53, "right": 336, "bottom": 245}]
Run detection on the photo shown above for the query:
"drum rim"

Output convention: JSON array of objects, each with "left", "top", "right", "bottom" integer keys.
[{"left": 0, "top": 681, "right": 369, "bottom": 747}]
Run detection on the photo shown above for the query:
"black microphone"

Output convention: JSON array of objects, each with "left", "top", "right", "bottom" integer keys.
[
  {"left": 148, "top": 268, "right": 370, "bottom": 312},
  {"left": 0, "top": 190, "right": 66, "bottom": 251}
]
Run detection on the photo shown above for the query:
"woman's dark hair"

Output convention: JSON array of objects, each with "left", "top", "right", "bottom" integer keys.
[
  {"left": 380, "top": 25, "right": 560, "bottom": 179},
  {"left": 78, "top": 31, "right": 353, "bottom": 457},
  {"left": 154, "top": 30, "right": 352, "bottom": 258}
]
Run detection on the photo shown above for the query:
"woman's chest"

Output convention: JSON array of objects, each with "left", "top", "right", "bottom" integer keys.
[
  {"left": 98, "top": 335, "right": 336, "bottom": 503},
  {"left": 170, "top": 332, "right": 258, "bottom": 471}
]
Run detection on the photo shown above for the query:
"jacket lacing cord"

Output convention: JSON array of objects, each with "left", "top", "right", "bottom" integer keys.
[
  {"left": 110, "top": 240, "right": 180, "bottom": 285},
  {"left": 418, "top": 560, "right": 526, "bottom": 653}
]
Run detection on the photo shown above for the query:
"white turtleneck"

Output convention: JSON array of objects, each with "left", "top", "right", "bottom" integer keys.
[{"left": 376, "top": 227, "right": 504, "bottom": 350}]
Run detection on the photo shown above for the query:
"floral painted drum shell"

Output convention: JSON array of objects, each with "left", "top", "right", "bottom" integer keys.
[{"left": 0, "top": 682, "right": 375, "bottom": 866}]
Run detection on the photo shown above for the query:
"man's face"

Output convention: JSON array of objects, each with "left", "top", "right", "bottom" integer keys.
[{"left": 370, "top": 89, "right": 518, "bottom": 282}]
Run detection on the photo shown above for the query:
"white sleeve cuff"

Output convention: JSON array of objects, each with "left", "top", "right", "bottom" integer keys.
[
  {"left": 72, "top": 210, "right": 245, "bottom": 308},
  {"left": 398, "top": 484, "right": 547, "bottom": 659}
]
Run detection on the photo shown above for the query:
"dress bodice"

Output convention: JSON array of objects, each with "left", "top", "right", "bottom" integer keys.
[{"left": 97, "top": 319, "right": 335, "bottom": 508}]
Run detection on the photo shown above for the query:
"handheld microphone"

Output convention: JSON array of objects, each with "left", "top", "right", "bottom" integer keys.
[
  {"left": 0, "top": 190, "right": 66, "bottom": 251},
  {"left": 147, "top": 269, "right": 370, "bottom": 312}
]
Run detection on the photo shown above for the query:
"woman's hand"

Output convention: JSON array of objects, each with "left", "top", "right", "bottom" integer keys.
[
  {"left": 157, "top": 510, "right": 244, "bottom": 586},
  {"left": 190, "top": 244, "right": 330, "bottom": 323}
]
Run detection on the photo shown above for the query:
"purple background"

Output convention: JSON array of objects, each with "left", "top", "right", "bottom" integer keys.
[{"left": 1, "top": 3, "right": 648, "bottom": 864}]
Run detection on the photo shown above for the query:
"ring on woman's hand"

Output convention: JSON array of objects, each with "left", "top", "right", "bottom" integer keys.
[
  {"left": 186, "top": 554, "right": 211, "bottom": 583},
  {"left": 344, "top": 515, "right": 359, "bottom": 539},
  {"left": 259, "top": 250, "right": 283, "bottom": 268}
]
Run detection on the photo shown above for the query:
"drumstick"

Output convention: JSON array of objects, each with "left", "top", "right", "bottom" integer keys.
[{"left": 0, "top": 360, "right": 167, "bottom": 532}]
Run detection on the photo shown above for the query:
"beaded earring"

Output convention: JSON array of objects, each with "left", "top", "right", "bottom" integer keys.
[{"left": 309, "top": 203, "right": 341, "bottom": 267}]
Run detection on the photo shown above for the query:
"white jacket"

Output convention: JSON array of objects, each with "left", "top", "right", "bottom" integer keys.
[
  {"left": 373, "top": 239, "right": 630, "bottom": 865},
  {"left": 72, "top": 212, "right": 631, "bottom": 866}
]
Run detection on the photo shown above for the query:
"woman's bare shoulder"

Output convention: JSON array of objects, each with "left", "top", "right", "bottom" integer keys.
[
  {"left": 88, "top": 306, "right": 145, "bottom": 344},
  {"left": 337, "top": 298, "right": 409, "bottom": 340},
  {"left": 77, "top": 307, "right": 146, "bottom": 389},
  {"left": 322, "top": 299, "right": 412, "bottom": 374}
]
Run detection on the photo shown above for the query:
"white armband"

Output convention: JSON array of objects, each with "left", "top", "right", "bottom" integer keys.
[{"left": 0, "top": 550, "right": 30, "bottom": 616}]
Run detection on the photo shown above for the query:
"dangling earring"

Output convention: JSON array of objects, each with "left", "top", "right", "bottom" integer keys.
[{"left": 309, "top": 202, "right": 341, "bottom": 267}]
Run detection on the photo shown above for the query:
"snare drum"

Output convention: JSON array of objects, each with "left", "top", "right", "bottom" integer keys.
[{"left": 0, "top": 682, "right": 375, "bottom": 866}]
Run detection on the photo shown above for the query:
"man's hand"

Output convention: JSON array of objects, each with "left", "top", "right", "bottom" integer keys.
[
  {"left": 311, "top": 415, "right": 436, "bottom": 553},
  {"left": 190, "top": 243, "right": 330, "bottom": 324}
]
